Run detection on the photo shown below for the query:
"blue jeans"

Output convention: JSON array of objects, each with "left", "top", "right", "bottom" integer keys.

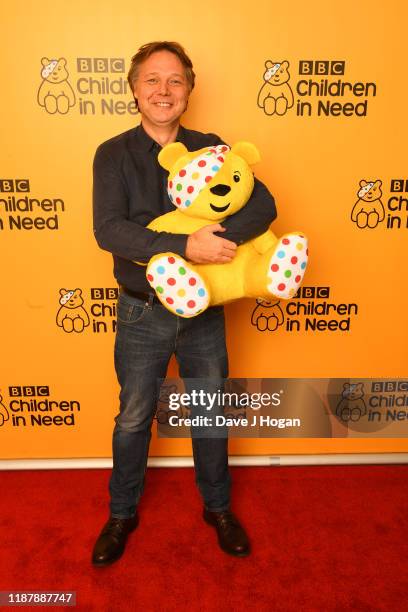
[{"left": 109, "top": 292, "right": 231, "bottom": 518}]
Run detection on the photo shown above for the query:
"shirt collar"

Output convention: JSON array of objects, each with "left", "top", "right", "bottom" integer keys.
[{"left": 135, "top": 122, "right": 188, "bottom": 152}]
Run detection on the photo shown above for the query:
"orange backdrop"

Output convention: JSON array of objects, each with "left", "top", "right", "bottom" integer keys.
[{"left": 1, "top": 0, "right": 407, "bottom": 459}]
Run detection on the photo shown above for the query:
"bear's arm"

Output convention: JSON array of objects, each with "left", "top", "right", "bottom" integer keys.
[
  {"left": 217, "top": 177, "right": 277, "bottom": 245},
  {"left": 93, "top": 146, "right": 188, "bottom": 263}
]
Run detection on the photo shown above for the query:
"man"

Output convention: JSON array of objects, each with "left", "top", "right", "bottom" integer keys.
[{"left": 92, "top": 41, "right": 276, "bottom": 566}]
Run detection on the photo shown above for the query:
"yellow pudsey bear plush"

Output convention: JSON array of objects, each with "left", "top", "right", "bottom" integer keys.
[{"left": 143, "top": 142, "right": 308, "bottom": 318}]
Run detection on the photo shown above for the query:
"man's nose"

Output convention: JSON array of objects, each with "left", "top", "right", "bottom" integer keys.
[
  {"left": 158, "top": 80, "right": 170, "bottom": 95},
  {"left": 209, "top": 184, "right": 231, "bottom": 196}
]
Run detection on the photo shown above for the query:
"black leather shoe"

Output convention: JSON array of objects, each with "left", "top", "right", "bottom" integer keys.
[
  {"left": 92, "top": 515, "right": 139, "bottom": 566},
  {"left": 203, "top": 509, "right": 250, "bottom": 557}
]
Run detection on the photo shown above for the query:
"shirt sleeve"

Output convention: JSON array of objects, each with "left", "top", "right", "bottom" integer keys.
[
  {"left": 92, "top": 146, "right": 188, "bottom": 264},
  {"left": 207, "top": 133, "right": 278, "bottom": 245},
  {"left": 220, "top": 177, "right": 277, "bottom": 245}
]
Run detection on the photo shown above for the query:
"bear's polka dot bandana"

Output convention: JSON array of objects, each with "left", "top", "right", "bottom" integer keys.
[
  {"left": 167, "top": 144, "right": 230, "bottom": 210},
  {"left": 264, "top": 63, "right": 281, "bottom": 80},
  {"left": 41, "top": 60, "right": 58, "bottom": 79},
  {"left": 358, "top": 182, "right": 374, "bottom": 198},
  {"left": 59, "top": 290, "right": 74, "bottom": 305}
]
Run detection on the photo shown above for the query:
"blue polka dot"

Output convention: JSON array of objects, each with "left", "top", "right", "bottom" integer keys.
[
  {"left": 277, "top": 250, "right": 285, "bottom": 259},
  {"left": 176, "top": 308, "right": 184, "bottom": 314},
  {"left": 198, "top": 288, "right": 206, "bottom": 297},
  {"left": 212, "top": 165, "right": 220, "bottom": 172},
  {"left": 301, "top": 262, "right": 306, "bottom": 269},
  {"left": 157, "top": 266, "right": 165, "bottom": 274},
  {"left": 185, "top": 200, "right": 191, "bottom": 207}
]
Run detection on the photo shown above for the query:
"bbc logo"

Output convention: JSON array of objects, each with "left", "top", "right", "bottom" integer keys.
[
  {"left": 0, "top": 179, "right": 30, "bottom": 193},
  {"left": 77, "top": 58, "right": 125, "bottom": 73},
  {"left": 90, "top": 288, "right": 119, "bottom": 300},
  {"left": 299, "top": 61, "right": 345, "bottom": 75},
  {"left": 9, "top": 386, "right": 50, "bottom": 397},
  {"left": 293, "top": 287, "right": 330, "bottom": 299},
  {"left": 371, "top": 381, "right": 408, "bottom": 393},
  {"left": 390, "top": 179, "right": 408, "bottom": 193}
]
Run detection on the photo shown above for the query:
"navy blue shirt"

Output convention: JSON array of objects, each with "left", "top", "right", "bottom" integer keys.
[{"left": 93, "top": 123, "right": 277, "bottom": 292}]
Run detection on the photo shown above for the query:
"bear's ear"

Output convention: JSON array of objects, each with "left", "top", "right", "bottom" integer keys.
[
  {"left": 343, "top": 383, "right": 350, "bottom": 390},
  {"left": 231, "top": 142, "right": 260, "bottom": 165},
  {"left": 281, "top": 60, "right": 289, "bottom": 69},
  {"left": 41, "top": 58, "right": 50, "bottom": 66},
  {"left": 356, "top": 383, "right": 363, "bottom": 392},
  {"left": 60, "top": 289, "right": 67, "bottom": 296},
  {"left": 74, "top": 288, "right": 82, "bottom": 296},
  {"left": 265, "top": 60, "right": 274, "bottom": 68},
  {"left": 158, "top": 142, "right": 188, "bottom": 171},
  {"left": 58, "top": 58, "right": 66, "bottom": 67},
  {"left": 359, "top": 180, "right": 367, "bottom": 187},
  {"left": 374, "top": 179, "right": 382, "bottom": 188}
]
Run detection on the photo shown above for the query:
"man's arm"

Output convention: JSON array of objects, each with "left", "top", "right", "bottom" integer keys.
[
  {"left": 93, "top": 146, "right": 188, "bottom": 264},
  {"left": 218, "top": 177, "right": 277, "bottom": 245}
]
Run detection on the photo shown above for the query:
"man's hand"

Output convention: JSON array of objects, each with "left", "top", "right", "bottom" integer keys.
[{"left": 185, "top": 224, "right": 237, "bottom": 264}]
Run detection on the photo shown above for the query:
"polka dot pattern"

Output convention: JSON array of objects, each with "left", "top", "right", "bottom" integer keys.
[
  {"left": 167, "top": 145, "right": 230, "bottom": 210},
  {"left": 146, "top": 254, "right": 210, "bottom": 317},
  {"left": 267, "top": 234, "right": 308, "bottom": 299}
]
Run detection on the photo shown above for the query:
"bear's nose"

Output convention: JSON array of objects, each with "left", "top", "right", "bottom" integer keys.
[{"left": 209, "top": 184, "right": 231, "bottom": 196}]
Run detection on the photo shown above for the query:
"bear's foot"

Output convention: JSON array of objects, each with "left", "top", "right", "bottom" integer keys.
[
  {"left": 146, "top": 254, "right": 210, "bottom": 317},
  {"left": 267, "top": 234, "right": 308, "bottom": 299}
]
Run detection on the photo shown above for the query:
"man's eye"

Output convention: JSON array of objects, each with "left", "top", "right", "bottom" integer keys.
[
  {"left": 233, "top": 174, "right": 240, "bottom": 183},
  {"left": 170, "top": 80, "right": 182, "bottom": 85}
]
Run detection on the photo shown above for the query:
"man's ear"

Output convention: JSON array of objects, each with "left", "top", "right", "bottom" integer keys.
[
  {"left": 158, "top": 142, "right": 189, "bottom": 171},
  {"left": 231, "top": 142, "right": 261, "bottom": 165}
]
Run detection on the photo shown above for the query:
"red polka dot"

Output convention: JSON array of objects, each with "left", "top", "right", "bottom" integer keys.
[
  {"left": 176, "top": 197, "right": 181, "bottom": 204},
  {"left": 205, "top": 176, "right": 212, "bottom": 182},
  {"left": 179, "top": 169, "right": 186, "bottom": 177},
  {"left": 187, "top": 300, "right": 196, "bottom": 308},
  {"left": 169, "top": 180, "right": 173, "bottom": 188},
  {"left": 221, "top": 146, "right": 228, "bottom": 152},
  {"left": 166, "top": 297, "right": 174, "bottom": 304},
  {"left": 189, "top": 278, "right": 197, "bottom": 286},
  {"left": 147, "top": 274, "right": 153, "bottom": 281},
  {"left": 217, "top": 156, "right": 224, "bottom": 163},
  {"left": 167, "top": 278, "right": 176, "bottom": 286},
  {"left": 278, "top": 283, "right": 286, "bottom": 291},
  {"left": 198, "top": 160, "right": 206, "bottom": 167},
  {"left": 168, "top": 257, "right": 175, "bottom": 264},
  {"left": 271, "top": 264, "right": 279, "bottom": 272},
  {"left": 295, "top": 275, "right": 301, "bottom": 283},
  {"left": 187, "top": 186, "right": 194, "bottom": 193},
  {"left": 291, "top": 256, "right": 298, "bottom": 264},
  {"left": 282, "top": 238, "right": 290, "bottom": 245}
]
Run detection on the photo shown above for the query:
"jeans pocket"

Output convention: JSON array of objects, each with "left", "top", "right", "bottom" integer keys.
[{"left": 116, "top": 296, "right": 147, "bottom": 325}]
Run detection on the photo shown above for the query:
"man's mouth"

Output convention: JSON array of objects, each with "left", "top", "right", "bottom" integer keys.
[
  {"left": 154, "top": 102, "right": 172, "bottom": 107},
  {"left": 210, "top": 202, "right": 230, "bottom": 213}
]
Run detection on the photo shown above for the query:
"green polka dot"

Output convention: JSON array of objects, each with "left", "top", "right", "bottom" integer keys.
[
  {"left": 178, "top": 267, "right": 186, "bottom": 275},
  {"left": 176, "top": 183, "right": 182, "bottom": 191},
  {"left": 156, "top": 286, "right": 164, "bottom": 293},
  {"left": 284, "top": 270, "right": 292, "bottom": 278}
]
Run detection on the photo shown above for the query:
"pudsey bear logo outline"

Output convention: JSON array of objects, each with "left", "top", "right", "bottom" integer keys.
[
  {"left": 37, "top": 57, "right": 76, "bottom": 115},
  {"left": 251, "top": 298, "right": 285, "bottom": 332},
  {"left": 336, "top": 382, "right": 367, "bottom": 422},
  {"left": 56, "top": 288, "right": 90, "bottom": 333},
  {"left": 257, "top": 60, "right": 294, "bottom": 116},
  {"left": 351, "top": 179, "right": 385, "bottom": 229},
  {"left": 0, "top": 392, "right": 10, "bottom": 427}
]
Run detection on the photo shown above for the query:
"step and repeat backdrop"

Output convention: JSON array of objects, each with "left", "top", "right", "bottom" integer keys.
[{"left": 1, "top": 0, "right": 407, "bottom": 460}]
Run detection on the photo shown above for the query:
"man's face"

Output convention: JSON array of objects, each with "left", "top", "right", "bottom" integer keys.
[{"left": 133, "top": 50, "right": 190, "bottom": 129}]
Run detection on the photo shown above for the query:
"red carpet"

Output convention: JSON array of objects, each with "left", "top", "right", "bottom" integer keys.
[{"left": 1, "top": 465, "right": 408, "bottom": 611}]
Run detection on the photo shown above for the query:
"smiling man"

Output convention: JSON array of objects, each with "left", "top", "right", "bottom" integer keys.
[{"left": 92, "top": 41, "right": 277, "bottom": 566}]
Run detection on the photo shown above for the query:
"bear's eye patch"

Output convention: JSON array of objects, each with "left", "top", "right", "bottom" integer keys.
[{"left": 233, "top": 171, "right": 241, "bottom": 183}]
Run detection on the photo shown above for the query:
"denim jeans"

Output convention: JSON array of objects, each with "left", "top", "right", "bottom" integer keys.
[{"left": 109, "top": 291, "right": 231, "bottom": 518}]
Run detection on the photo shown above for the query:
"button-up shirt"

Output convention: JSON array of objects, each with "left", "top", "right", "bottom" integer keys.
[{"left": 93, "top": 123, "right": 277, "bottom": 292}]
